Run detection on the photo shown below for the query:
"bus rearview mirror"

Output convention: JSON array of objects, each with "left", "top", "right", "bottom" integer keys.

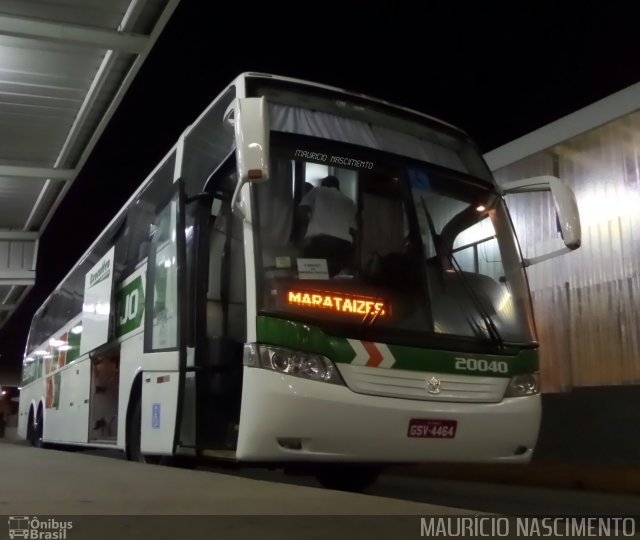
[
  {"left": 501, "top": 175, "right": 582, "bottom": 266},
  {"left": 224, "top": 97, "right": 270, "bottom": 184},
  {"left": 224, "top": 96, "right": 270, "bottom": 223}
]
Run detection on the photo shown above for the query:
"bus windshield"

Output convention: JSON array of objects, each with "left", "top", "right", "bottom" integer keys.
[{"left": 253, "top": 134, "right": 536, "bottom": 349}]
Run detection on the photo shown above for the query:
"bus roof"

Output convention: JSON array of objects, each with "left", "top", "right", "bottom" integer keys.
[{"left": 234, "top": 71, "right": 470, "bottom": 139}]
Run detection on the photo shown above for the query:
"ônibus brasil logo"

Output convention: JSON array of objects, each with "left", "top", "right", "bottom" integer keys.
[{"left": 7, "top": 517, "right": 73, "bottom": 539}]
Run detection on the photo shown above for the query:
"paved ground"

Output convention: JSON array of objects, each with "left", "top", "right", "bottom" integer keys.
[
  {"left": 4, "top": 440, "right": 639, "bottom": 539},
  {"left": 1, "top": 441, "right": 486, "bottom": 539},
  {"left": 0, "top": 441, "right": 472, "bottom": 516},
  {"left": 401, "top": 461, "right": 640, "bottom": 496}
]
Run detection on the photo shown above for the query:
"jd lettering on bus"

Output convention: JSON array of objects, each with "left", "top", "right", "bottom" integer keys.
[{"left": 116, "top": 276, "right": 145, "bottom": 337}]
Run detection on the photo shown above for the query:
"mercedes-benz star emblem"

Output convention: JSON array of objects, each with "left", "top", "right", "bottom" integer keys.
[{"left": 427, "top": 376, "right": 441, "bottom": 394}]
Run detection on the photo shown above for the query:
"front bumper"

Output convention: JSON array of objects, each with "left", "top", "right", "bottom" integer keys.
[{"left": 236, "top": 367, "right": 541, "bottom": 463}]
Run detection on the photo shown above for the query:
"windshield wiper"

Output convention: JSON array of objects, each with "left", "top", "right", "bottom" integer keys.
[
  {"left": 445, "top": 248, "right": 504, "bottom": 347},
  {"left": 419, "top": 196, "right": 503, "bottom": 347}
]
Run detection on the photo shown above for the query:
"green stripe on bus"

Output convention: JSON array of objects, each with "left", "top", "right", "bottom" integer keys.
[
  {"left": 386, "top": 343, "right": 538, "bottom": 376},
  {"left": 256, "top": 315, "right": 538, "bottom": 376},
  {"left": 256, "top": 315, "right": 355, "bottom": 363}
]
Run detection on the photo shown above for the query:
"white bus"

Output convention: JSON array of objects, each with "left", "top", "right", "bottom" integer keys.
[{"left": 17, "top": 72, "right": 581, "bottom": 491}]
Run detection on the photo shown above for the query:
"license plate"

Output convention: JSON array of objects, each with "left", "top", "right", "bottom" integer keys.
[{"left": 407, "top": 419, "right": 457, "bottom": 438}]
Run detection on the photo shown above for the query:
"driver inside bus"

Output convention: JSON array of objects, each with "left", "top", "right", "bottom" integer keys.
[{"left": 297, "top": 175, "right": 357, "bottom": 277}]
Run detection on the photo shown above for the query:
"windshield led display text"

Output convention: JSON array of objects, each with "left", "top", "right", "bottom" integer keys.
[{"left": 287, "top": 290, "right": 386, "bottom": 316}]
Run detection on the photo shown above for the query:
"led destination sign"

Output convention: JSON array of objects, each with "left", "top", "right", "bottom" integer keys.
[{"left": 287, "top": 290, "right": 387, "bottom": 317}]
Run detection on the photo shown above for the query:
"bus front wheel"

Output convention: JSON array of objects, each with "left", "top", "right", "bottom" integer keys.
[
  {"left": 314, "top": 464, "right": 381, "bottom": 492},
  {"left": 31, "top": 407, "right": 44, "bottom": 448},
  {"left": 126, "top": 396, "right": 161, "bottom": 464},
  {"left": 126, "top": 395, "right": 193, "bottom": 467}
]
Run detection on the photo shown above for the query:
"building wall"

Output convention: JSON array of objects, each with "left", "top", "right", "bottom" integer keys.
[{"left": 493, "top": 110, "right": 640, "bottom": 392}]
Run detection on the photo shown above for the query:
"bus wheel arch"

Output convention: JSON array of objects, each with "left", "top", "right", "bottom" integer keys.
[
  {"left": 314, "top": 463, "right": 382, "bottom": 493},
  {"left": 26, "top": 405, "right": 35, "bottom": 445},
  {"left": 125, "top": 372, "right": 162, "bottom": 464},
  {"left": 33, "top": 401, "right": 44, "bottom": 448},
  {"left": 125, "top": 372, "right": 143, "bottom": 461}
]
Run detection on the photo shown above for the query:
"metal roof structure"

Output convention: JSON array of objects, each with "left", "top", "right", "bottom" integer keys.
[
  {"left": 0, "top": 0, "right": 180, "bottom": 329},
  {"left": 484, "top": 80, "right": 640, "bottom": 171}
]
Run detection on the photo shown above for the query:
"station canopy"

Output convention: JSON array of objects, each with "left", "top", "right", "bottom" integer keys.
[{"left": 0, "top": 0, "right": 180, "bottom": 329}]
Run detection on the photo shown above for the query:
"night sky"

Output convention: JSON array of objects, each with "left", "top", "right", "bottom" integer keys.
[{"left": 1, "top": 2, "right": 639, "bottom": 382}]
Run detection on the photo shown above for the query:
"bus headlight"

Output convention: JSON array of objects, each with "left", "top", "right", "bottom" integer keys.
[
  {"left": 243, "top": 344, "right": 345, "bottom": 385},
  {"left": 504, "top": 373, "right": 540, "bottom": 397}
]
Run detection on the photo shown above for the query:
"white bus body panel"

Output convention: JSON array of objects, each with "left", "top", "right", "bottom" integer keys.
[
  {"left": 56, "top": 359, "right": 91, "bottom": 443},
  {"left": 236, "top": 367, "right": 541, "bottom": 463},
  {"left": 141, "top": 370, "right": 180, "bottom": 455},
  {"left": 43, "top": 398, "right": 63, "bottom": 443},
  {"left": 16, "top": 327, "right": 182, "bottom": 450},
  {"left": 17, "top": 361, "right": 90, "bottom": 445}
]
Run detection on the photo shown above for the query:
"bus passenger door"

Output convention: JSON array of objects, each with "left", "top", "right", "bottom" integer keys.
[
  {"left": 195, "top": 184, "right": 246, "bottom": 452},
  {"left": 140, "top": 180, "right": 187, "bottom": 456}
]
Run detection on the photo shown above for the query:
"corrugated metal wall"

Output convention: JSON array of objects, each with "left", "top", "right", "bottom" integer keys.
[{"left": 493, "top": 110, "right": 640, "bottom": 392}]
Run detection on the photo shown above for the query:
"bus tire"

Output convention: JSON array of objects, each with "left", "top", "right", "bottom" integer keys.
[
  {"left": 33, "top": 407, "right": 44, "bottom": 448},
  {"left": 26, "top": 407, "right": 34, "bottom": 445},
  {"left": 315, "top": 464, "right": 381, "bottom": 492},
  {"left": 126, "top": 395, "right": 193, "bottom": 468}
]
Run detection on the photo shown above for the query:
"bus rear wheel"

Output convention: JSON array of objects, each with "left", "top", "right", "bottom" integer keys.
[
  {"left": 31, "top": 408, "right": 44, "bottom": 448},
  {"left": 314, "top": 464, "right": 381, "bottom": 492}
]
